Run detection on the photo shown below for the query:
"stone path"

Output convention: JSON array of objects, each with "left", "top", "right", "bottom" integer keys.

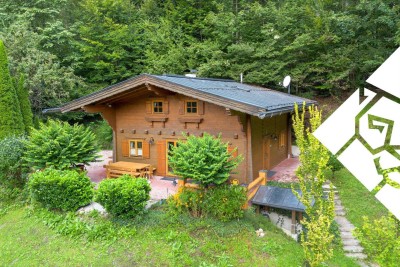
[{"left": 323, "top": 182, "right": 374, "bottom": 266}]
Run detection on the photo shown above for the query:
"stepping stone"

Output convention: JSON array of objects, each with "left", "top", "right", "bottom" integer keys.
[
  {"left": 343, "top": 239, "right": 360, "bottom": 246},
  {"left": 323, "top": 190, "right": 338, "bottom": 194},
  {"left": 344, "top": 245, "right": 364, "bottom": 253},
  {"left": 345, "top": 252, "right": 367, "bottom": 259},
  {"left": 322, "top": 184, "right": 337, "bottom": 189},
  {"left": 341, "top": 231, "right": 354, "bottom": 239},
  {"left": 334, "top": 200, "right": 342, "bottom": 206},
  {"left": 336, "top": 210, "right": 346, "bottom": 216},
  {"left": 335, "top": 206, "right": 344, "bottom": 212},
  {"left": 335, "top": 216, "right": 349, "bottom": 224},
  {"left": 340, "top": 226, "right": 355, "bottom": 233}
]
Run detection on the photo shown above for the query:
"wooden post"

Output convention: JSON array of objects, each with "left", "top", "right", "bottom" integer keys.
[
  {"left": 291, "top": 210, "right": 296, "bottom": 234},
  {"left": 258, "top": 170, "right": 268, "bottom": 185},
  {"left": 177, "top": 178, "right": 186, "bottom": 189}
]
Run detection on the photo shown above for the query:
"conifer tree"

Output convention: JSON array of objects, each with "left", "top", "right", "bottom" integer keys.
[
  {"left": 16, "top": 75, "right": 33, "bottom": 133},
  {"left": 0, "top": 40, "right": 25, "bottom": 139}
]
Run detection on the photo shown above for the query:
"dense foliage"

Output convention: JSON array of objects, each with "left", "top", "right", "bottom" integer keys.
[
  {"left": 28, "top": 168, "right": 94, "bottom": 212},
  {"left": 0, "top": 0, "right": 399, "bottom": 118},
  {"left": 15, "top": 75, "right": 33, "bottom": 133},
  {"left": 169, "top": 185, "right": 247, "bottom": 222},
  {"left": 95, "top": 175, "right": 151, "bottom": 218},
  {"left": 23, "top": 120, "right": 100, "bottom": 170},
  {"left": 0, "top": 40, "right": 25, "bottom": 138},
  {"left": 168, "top": 133, "right": 242, "bottom": 186},
  {"left": 354, "top": 215, "right": 400, "bottom": 267},
  {"left": 292, "top": 103, "right": 335, "bottom": 266},
  {"left": 88, "top": 120, "right": 113, "bottom": 150},
  {"left": 203, "top": 185, "right": 247, "bottom": 222},
  {"left": 0, "top": 136, "right": 28, "bottom": 188}
]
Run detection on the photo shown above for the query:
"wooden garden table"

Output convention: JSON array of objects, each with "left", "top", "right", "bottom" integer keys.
[{"left": 105, "top": 161, "right": 150, "bottom": 178}]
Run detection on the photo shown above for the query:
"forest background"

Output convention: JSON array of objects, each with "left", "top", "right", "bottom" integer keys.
[{"left": 1, "top": 0, "right": 399, "bottom": 121}]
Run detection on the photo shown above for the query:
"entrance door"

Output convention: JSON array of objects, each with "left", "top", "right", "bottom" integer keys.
[
  {"left": 263, "top": 137, "right": 271, "bottom": 170},
  {"left": 166, "top": 140, "right": 178, "bottom": 176}
]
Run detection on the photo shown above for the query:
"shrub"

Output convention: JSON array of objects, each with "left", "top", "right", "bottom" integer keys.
[
  {"left": 168, "top": 133, "right": 242, "bottom": 186},
  {"left": 28, "top": 168, "right": 94, "bottom": 211},
  {"left": 0, "top": 135, "right": 28, "bottom": 188},
  {"left": 168, "top": 187, "right": 204, "bottom": 218},
  {"left": 168, "top": 185, "right": 247, "bottom": 222},
  {"left": 354, "top": 215, "right": 400, "bottom": 266},
  {"left": 88, "top": 120, "right": 113, "bottom": 149},
  {"left": 203, "top": 185, "right": 247, "bottom": 222},
  {"left": 24, "top": 119, "right": 100, "bottom": 170},
  {"left": 95, "top": 175, "right": 151, "bottom": 218},
  {"left": 327, "top": 152, "right": 343, "bottom": 177}
]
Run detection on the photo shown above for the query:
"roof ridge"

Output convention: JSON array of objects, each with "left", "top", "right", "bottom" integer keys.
[{"left": 153, "top": 74, "right": 235, "bottom": 83}]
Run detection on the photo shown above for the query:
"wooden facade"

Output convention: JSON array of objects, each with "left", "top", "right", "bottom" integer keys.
[
  {"left": 83, "top": 88, "right": 289, "bottom": 184},
  {"left": 60, "top": 74, "right": 314, "bottom": 185}
]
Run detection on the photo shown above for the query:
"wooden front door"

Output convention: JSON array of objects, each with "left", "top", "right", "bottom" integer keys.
[
  {"left": 263, "top": 137, "right": 271, "bottom": 170},
  {"left": 166, "top": 140, "right": 179, "bottom": 176}
]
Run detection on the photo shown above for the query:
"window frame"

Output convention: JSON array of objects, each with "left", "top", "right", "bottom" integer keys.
[
  {"left": 129, "top": 139, "right": 144, "bottom": 157},
  {"left": 152, "top": 100, "right": 163, "bottom": 114},
  {"left": 185, "top": 100, "right": 198, "bottom": 114}
]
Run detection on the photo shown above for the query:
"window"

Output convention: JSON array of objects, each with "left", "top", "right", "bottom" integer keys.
[
  {"left": 130, "top": 140, "right": 143, "bottom": 157},
  {"left": 186, "top": 101, "right": 197, "bottom": 114},
  {"left": 153, "top": 101, "right": 163, "bottom": 113}
]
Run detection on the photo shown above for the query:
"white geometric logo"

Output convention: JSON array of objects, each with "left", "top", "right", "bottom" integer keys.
[{"left": 314, "top": 48, "right": 400, "bottom": 220}]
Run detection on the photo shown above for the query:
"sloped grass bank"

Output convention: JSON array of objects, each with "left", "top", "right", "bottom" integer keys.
[
  {"left": 0, "top": 204, "right": 357, "bottom": 267},
  {"left": 330, "top": 168, "right": 387, "bottom": 228}
]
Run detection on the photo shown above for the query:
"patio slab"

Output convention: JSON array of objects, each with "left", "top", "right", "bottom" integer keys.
[
  {"left": 268, "top": 157, "right": 300, "bottom": 183},
  {"left": 85, "top": 151, "right": 177, "bottom": 200}
]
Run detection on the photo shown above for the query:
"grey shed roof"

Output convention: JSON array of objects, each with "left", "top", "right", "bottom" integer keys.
[
  {"left": 251, "top": 185, "right": 311, "bottom": 212},
  {"left": 59, "top": 74, "right": 316, "bottom": 117}
]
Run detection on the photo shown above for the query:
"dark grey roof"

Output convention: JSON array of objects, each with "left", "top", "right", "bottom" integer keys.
[
  {"left": 252, "top": 185, "right": 311, "bottom": 212},
  {"left": 58, "top": 74, "right": 316, "bottom": 117},
  {"left": 152, "top": 74, "right": 315, "bottom": 117}
]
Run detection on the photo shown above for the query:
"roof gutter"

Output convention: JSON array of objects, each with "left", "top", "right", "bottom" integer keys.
[{"left": 256, "top": 101, "right": 316, "bottom": 119}]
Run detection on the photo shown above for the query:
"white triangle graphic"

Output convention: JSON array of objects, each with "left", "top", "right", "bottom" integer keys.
[{"left": 367, "top": 47, "right": 400, "bottom": 99}]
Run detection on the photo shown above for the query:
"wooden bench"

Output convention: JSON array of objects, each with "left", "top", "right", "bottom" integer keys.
[{"left": 105, "top": 165, "right": 141, "bottom": 178}]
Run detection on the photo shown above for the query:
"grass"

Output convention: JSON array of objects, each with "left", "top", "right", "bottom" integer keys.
[
  {"left": 0, "top": 202, "right": 358, "bottom": 266},
  {"left": 330, "top": 168, "right": 387, "bottom": 228}
]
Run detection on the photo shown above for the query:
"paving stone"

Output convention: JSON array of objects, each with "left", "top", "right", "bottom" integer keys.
[
  {"left": 322, "top": 184, "right": 336, "bottom": 189},
  {"left": 343, "top": 239, "right": 360, "bottom": 246},
  {"left": 340, "top": 231, "right": 354, "bottom": 238},
  {"left": 345, "top": 252, "right": 367, "bottom": 260},
  {"left": 335, "top": 206, "right": 344, "bottom": 212},
  {"left": 334, "top": 199, "right": 342, "bottom": 206},
  {"left": 323, "top": 190, "right": 339, "bottom": 194},
  {"left": 336, "top": 210, "right": 346, "bottom": 216},
  {"left": 344, "top": 245, "right": 364, "bottom": 253}
]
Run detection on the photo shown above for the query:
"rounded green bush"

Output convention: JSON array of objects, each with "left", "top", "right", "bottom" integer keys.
[
  {"left": 28, "top": 168, "right": 94, "bottom": 211},
  {"left": 0, "top": 135, "right": 28, "bottom": 188},
  {"left": 203, "top": 185, "right": 247, "bottom": 222},
  {"left": 95, "top": 175, "right": 151, "bottom": 218}
]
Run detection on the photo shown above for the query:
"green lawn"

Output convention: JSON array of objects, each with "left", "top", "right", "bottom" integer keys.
[
  {"left": 0, "top": 203, "right": 357, "bottom": 267},
  {"left": 330, "top": 168, "right": 387, "bottom": 228}
]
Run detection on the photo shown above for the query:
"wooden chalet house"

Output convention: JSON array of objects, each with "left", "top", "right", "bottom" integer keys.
[{"left": 58, "top": 74, "right": 315, "bottom": 184}]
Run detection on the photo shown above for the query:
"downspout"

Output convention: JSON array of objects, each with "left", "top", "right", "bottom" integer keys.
[
  {"left": 246, "top": 114, "right": 253, "bottom": 182},
  {"left": 113, "top": 130, "right": 117, "bottom": 162}
]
